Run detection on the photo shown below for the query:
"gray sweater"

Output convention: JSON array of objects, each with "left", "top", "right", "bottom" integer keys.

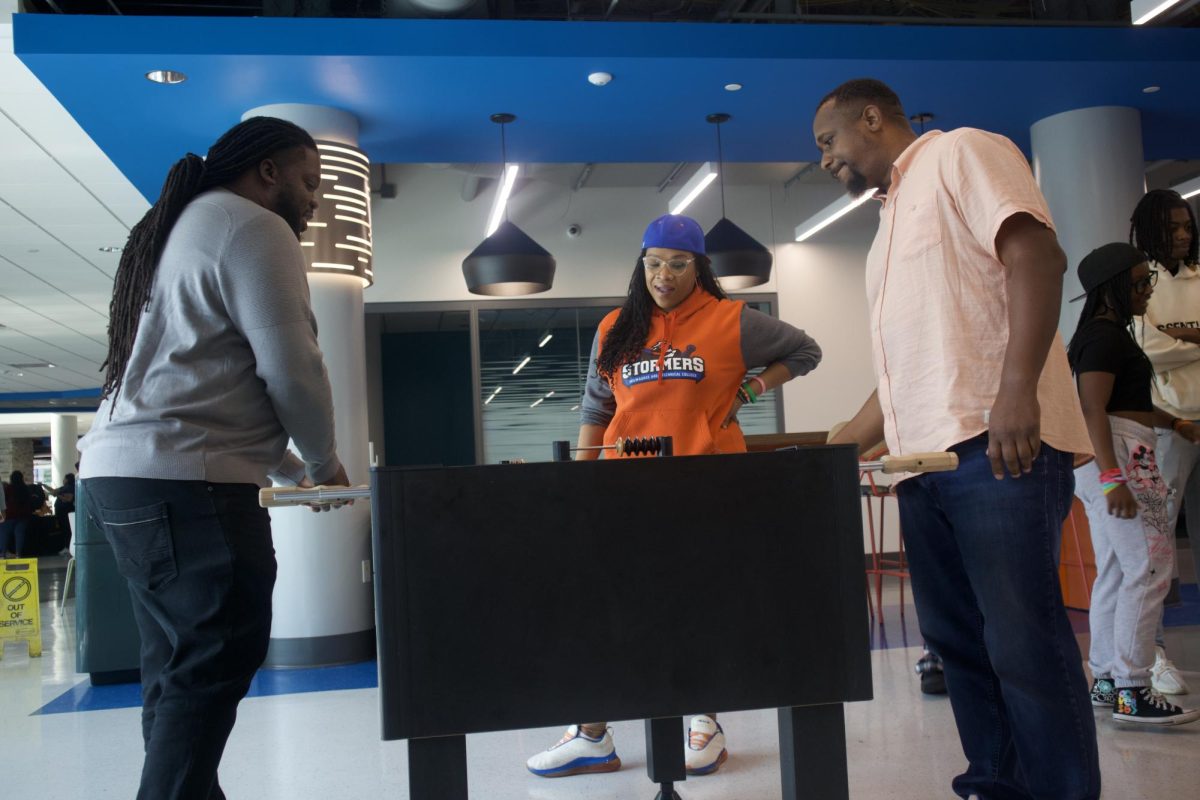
[{"left": 79, "top": 189, "right": 341, "bottom": 488}]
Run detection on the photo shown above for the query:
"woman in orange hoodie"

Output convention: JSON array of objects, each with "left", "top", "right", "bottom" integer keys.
[{"left": 526, "top": 214, "right": 822, "bottom": 779}]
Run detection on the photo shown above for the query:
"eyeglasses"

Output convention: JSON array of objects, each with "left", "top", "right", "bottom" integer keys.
[
  {"left": 642, "top": 256, "right": 695, "bottom": 275},
  {"left": 1133, "top": 270, "right": 1159, "bottom": 294}
]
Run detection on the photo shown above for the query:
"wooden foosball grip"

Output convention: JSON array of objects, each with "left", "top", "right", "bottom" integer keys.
[{"left": 875, "top": 452, "right": 958, "bottom": 474}]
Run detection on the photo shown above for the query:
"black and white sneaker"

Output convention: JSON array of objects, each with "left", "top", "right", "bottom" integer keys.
[
  {"left": 915, "top": 649, "right": 947, "bottom": 695},
  {"left": 1089, "top": 677, "right": 1115, "bottom": 708},
  {"left": 1113, "top": 686, "right": 1200, "bottom": 726}
]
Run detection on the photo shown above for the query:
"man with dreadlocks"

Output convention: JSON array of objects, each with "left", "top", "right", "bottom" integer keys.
[
  {"left": 1067, "top": 242, "right": 1200, "bottom": 727},
  {"left": 524, "top": 214, "right": 821, "bottom": 779},
  {"left": 77, "top": 116, "right": 350, "bottom": 800},
  {"left": 1130, "top": 188, "right": 1200, "bottom": 697}
]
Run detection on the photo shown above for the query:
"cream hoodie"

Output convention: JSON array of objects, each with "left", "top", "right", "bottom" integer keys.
[{"left": 1138, "top": 260, "right": 1200, "bottom": 418}]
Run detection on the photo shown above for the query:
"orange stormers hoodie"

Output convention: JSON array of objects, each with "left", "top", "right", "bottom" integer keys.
[{"left": 595, "top": 287, "right": 747, "bottom": 456}]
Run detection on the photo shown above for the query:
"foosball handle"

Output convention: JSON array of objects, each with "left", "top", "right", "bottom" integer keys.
[
  {"left": 552, "top": 440, "right": 571, "bottom": 462},
  {"left": 657, "top": 436, "right": 673, "bottom": 457},
  {"left": 879, "top": 452, "right": 958, "bottom": 474}
]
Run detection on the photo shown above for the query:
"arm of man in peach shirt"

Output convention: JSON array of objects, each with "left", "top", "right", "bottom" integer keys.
[{"left": 988, "top": 212, "right": 1068, "bottom": 480}]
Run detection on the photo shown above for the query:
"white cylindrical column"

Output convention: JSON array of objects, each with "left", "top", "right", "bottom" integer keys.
[
  {"left": 243, "top": 104, "right": 375, "bottom": 667},
  {"left": 50, "top": 414, "right": 78, "bottom": 487},
  {"left": 1030, "top": 106, "right": 1146, "bottom": 337}
]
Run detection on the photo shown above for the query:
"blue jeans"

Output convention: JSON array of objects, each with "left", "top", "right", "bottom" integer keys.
[
  {"left": 896, "top": 435, "right": 1100, "bottom": 800},
  {"left": 87, "top": 478, "right": 276, "bottom": 800}
]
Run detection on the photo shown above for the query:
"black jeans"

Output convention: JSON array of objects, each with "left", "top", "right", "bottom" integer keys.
[{"left": 87, "top": 478, "right": 276, "bottom": 800}]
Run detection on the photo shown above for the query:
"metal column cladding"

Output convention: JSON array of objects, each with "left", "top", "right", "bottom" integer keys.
[{"left": 302, "top": 140, "right": 374, "bottom": 287}]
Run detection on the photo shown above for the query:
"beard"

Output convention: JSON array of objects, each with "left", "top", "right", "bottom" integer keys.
[{"left": 844, "top": 166, "right": 871, "bottom": 198}]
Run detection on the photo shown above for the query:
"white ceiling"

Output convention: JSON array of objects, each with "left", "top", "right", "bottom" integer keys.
[{"left": 0, "top": 16, "right": 149, "bottom": 399}]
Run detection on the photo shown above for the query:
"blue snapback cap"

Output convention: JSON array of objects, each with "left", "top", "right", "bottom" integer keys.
[{"left": 642, "top": 214, "right": 705, "bottom": 255}]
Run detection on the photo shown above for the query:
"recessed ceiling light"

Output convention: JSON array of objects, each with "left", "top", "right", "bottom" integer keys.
[
  {"left": 146, "top": 69, "right": 187, "bottom": 84},
  {"left": 724, "top": 83, "right": 743, "bottom": 92},
  {"left": 1143, "top": 85, "right": 1161, "bottom": 93},
  {"left": 99, "top": 246, "right": 123, "bottom": 253},
  {"left": 587, "top": 71, "right": 613, "bottom": 87}
]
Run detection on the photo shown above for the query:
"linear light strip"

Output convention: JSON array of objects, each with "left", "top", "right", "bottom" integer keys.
[
  {"left": 311, "top": 262, "right": 355, "bottom": 271},
  {"left": 668, "top": 162, "right": 718, "bottom": 215},
  {"left": 1133, "top": 0, "right": 1185, "bottom": 24},
  {"left": 1170, "top": 175, "right": 1200, "bottom": 200},
  {"left": 334, "top": 185, "right": 369, "bottom": 199},
  {"left": 317, "top": 143, "right": 370, "bottom": 163},
  {"left": 336, "top": 243, "right": 374, "bottom": 256},
  {"left": 335, "top": 215, "right": 370, "bottom": 228},
  {"left": 324, "top": 193, "right": 367, "bottom": 206},
  {"left": 794, "top": 190, "right": 879, "bottom": 242},
  {"left": 486, "top": 164, "right": 521, "bottom": 237}
]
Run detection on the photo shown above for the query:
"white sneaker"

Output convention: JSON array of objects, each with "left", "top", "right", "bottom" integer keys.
[
  {"left": 1151, "top": 647, "right": 1191, "bottom": 695},
  {"left": 526, "top": 725, "right": 621, "bottom": 777},
  {"left": 685, "top": 714, "right": 728, "bottom": 775}
]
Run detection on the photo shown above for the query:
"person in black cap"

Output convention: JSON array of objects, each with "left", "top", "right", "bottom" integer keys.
[{"left": 1067, "top": 242, "right": 1200, "bottom": 726}]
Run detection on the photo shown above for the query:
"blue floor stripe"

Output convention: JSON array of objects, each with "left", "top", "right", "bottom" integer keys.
[{"left": 34, "top": 660, "right": 379, "bottom": 716}]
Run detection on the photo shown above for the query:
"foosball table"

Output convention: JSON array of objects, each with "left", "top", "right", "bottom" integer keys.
[{"left": 261, "top": 440, "right": 956, "bottom": 799}]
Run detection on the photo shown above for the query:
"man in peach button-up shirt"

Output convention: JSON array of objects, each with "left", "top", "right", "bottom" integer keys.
[{"left": 818, "top": 79, "right": 1099, "bottom": 800}]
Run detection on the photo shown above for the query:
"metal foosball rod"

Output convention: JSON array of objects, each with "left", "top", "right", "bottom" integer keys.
[
  {"left": 258, "top": 484, "right": 372, "bottom": 508},
  {"left": 552, "top": 435, "right": 674, "bottom": 462}
]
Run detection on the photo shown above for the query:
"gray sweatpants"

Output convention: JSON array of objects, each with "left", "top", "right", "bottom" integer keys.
[
  {"left": 1155, "top": 425, "right": 1200, "bottom": 587},
  {"left": 1076, "top": 416, "right": 1173, "bottom": 686}
]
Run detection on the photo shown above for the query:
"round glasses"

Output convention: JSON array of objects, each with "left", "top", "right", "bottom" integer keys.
[
  {"left": 642, "top": 255, "right": 695, "bottom": 275},
  {"left": 1133, "top": 270, "right": 1158, "bottom": 294}
]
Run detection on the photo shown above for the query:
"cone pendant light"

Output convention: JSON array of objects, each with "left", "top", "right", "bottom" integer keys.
[
  {"left": 463, "top": 114, "right": 555, "bottom": 295},
  {"left": 702, "top": 113, "right": 772, "bottom": 290}
]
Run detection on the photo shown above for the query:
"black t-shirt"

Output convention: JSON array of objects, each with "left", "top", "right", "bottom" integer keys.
[{"left": 1068, "top": 318, "right": 1154, "bottom": 413}]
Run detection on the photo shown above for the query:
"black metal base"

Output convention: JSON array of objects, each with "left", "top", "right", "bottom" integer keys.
[
  {"left": 409, "top": 735, "right": 467, "bottom": 800},
  {"left": 654, "top": 786, "right": 683, "bottom": 800}
]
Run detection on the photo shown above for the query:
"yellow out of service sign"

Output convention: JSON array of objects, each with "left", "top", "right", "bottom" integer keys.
[{"left": 1, "top": 558, "right": 42, "bottom": 658}]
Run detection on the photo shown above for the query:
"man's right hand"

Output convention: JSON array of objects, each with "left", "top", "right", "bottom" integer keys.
[
  {"left": 1106, "top": 484, "right": 1138, "bottom": 519},
  {"left": 304, "top": 464, "right": 353, "bottom": 513}
]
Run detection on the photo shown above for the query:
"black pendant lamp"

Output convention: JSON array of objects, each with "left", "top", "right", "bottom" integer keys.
[
  {"left": 463, "top": 113, "right": 556, "bottom": 296},
  {"left": 703, "top": 113, "right": 772, "bottom": 290}
]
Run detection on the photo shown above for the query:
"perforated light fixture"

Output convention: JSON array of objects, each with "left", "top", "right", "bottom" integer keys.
[
  {"left": 300, "top": 141, "right": 374, "bottom": 287},
  {"left": 702, "top": 113, "right": 772, "bottom": 289},
  {"left": 463, "top": 114, "right": 556, "bottom": 296}
]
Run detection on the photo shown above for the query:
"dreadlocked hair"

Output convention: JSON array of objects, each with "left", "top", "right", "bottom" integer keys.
[
  {"left": 1067, "top": 267, "right": 1154, "bottom": 378},
  {"left": 595, "top": 251, "right": 728, "bottom": 381},
  {"left": 100, "top": 117, "right": 317, "bottom": 405},
  {"left": 1129, "top": 189, "right": 1199, "bottom": 268}
]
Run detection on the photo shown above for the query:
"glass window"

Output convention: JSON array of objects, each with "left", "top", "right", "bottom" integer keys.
[{"left": 479, "top": 306, "right": 610, "bottom": 464}]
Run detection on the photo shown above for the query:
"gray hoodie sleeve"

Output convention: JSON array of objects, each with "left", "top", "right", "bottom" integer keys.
[
  {"left": 740, "top": 305, "right": 822, "bottom": 377},
  {"left": 221, "top": 213, "right": 343, "bottom": 484},
  {"left": 580, "top": 327, "right": 616, "bottom": 427}
]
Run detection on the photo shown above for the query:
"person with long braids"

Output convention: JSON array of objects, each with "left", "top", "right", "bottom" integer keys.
[
  {"left": 1067, "top": 242, "right": 1200, "bottom": 726},
  {"left": 77, "top": 116, "right": 350, "bottom": 800},
  {"left": 525, "top": 214, "right": 822, "bottom": 779},
  {"left": 1130, "top": 189, "right": 1200, "bottom": 697}
]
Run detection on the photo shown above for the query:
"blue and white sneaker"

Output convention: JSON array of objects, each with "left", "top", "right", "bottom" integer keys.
[
  {"left": 685, "top": 714, "right": 728, "bottom": 775},
  {"left": 526, "top": 725, "right": 621, "bottom": 777}
]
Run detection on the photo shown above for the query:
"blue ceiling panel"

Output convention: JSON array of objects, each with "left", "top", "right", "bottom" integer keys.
[{"left": 13, "top": 15, "right": 1200, "bottom": 201}]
